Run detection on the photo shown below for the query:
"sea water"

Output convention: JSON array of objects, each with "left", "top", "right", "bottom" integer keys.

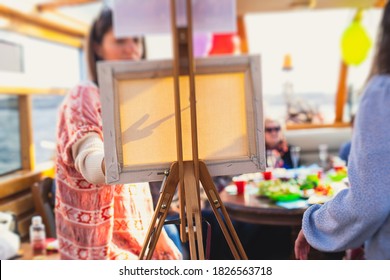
[
  {"left": 0, "top": 95, "right": 63, "bottom": 175},
  {"left": 0, "top": 97, "right": 21, "bottom": 174}
]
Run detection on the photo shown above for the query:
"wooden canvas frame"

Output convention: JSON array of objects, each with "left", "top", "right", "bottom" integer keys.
[{"left": 98, "top": 55, "right": 265, "bottom": 184}]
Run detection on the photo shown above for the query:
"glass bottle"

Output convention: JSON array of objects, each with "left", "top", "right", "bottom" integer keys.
[
  {"left": 318, "top": 144, "right": 328, "bottom": 169},
  {"left": 30, "top": 216, "right": 46, "bottom": 259},
  {"left": 290, "top": 146, "right": 301, "bottom": 169}
]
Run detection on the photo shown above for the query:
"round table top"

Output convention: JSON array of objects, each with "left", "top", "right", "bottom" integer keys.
[{"left": 219, "top": 190, "right": 307, "bottom": 227}]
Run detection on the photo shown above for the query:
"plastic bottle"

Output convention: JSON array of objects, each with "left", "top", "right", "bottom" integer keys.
[{"left": 30, "top": 216, "right": 46, "bottom": 259}]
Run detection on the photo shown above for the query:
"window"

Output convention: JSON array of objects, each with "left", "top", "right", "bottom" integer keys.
[
  {"left": 0, "top": 31, "right": 81, "bottom": 169},
  {"left": 0, "top": 40, "right": 23, "bottom": 72},
  {"left": 0, "top": 96, "right": 22, "bottom": 175},
  {"left": 32, "top": 95, "right": 64, "bottom": 165}
]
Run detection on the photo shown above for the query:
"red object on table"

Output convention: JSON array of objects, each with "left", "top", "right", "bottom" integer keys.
[
  {"left": 263, "top": 171, "right": 272, "bottom": 180},
  {"left": 234, "top": 181, "right": 246, "bottom": 195},
  {"left": 334, "top": 166, "right": 345, "bottom": 172}
]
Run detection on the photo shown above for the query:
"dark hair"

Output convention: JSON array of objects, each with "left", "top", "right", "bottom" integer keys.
[
  {"left": 368, "top": 3, "right": 390, "bottom": 78},
  {"left": 86, "top": 8, "right": 146, "bottom": 84}
]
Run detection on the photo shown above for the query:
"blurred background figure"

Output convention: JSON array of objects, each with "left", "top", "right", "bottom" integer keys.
[
  {"left": 264, "top": 117, "right": 296, "bottom": 169},
  {"left": 338, "top": 115, "right": 355, "bottom": 165}
]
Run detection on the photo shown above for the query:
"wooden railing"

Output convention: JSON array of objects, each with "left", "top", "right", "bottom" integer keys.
[{"left": 286, "top": 122, "right": 351, "bottom": 130}]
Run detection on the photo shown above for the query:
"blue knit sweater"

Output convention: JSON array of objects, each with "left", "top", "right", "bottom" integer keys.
[{"left": 302, "top": 75, "right": 390, "bottom": 259}]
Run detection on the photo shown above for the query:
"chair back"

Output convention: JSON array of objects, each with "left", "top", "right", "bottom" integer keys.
[{"left": 31, "top": 177, "right": 56, "bottom": 238}]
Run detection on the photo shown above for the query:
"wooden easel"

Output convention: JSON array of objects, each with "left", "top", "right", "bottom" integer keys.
[{"left": 139, "top": 0, "right": 247, "bottom": 260}]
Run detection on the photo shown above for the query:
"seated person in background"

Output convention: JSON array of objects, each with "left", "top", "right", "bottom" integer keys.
[
  {"left": 212, "top": 176, "right": 234, "bottom": 192},
  {"left": 201, "top": 118, "right": 295, "bottom": 260},
  {"left": 264, "top": 118, "right": 295, "bottom": 169},
  {"left": 338, "top": 115, "right": 355, "bottom": 165}
]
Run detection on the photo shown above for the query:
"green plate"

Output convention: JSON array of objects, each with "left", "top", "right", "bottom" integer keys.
[
  {"left": 268, "top": 192, "right": 301, "bottom": 202},
  {"left": 328, "top": 173, "right": 347, "bottom": 182}
]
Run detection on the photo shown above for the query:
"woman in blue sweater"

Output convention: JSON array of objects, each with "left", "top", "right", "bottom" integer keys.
[{"left": 295, "top": 4, "right": 390, "bottom": 260}]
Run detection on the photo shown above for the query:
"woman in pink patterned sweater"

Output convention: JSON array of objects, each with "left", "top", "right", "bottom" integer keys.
[{"left": 55, "top": 8, "right": 181, "bottom": 260}]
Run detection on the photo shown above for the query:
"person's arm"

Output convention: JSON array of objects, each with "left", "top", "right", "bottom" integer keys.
[
  {"left": 301, "top": 76, "right": 390, "bottom": 253},
  {"left": 58, "top": 82, "right": 105, "bottom": 170},
  {"left": 72, "top": 132, "right": 105, "bottom": 184}
]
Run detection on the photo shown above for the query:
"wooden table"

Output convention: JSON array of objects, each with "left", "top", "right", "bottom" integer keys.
[
  {"left": 219, "top": 190, "right": 307, "bottom": 226},
  {"left": 211, "top": 190, "right": 306, "bottom": 259},
  {"left": 218, "top": 190, "right": 345, "bottom": 260},
  {"left": 17, "top": 242, "right": 59, "bottom": 260}
]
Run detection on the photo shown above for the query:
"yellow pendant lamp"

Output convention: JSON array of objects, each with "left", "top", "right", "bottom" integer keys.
[{"left": 340, "top": 9, "right": 372, "bottom": 66}]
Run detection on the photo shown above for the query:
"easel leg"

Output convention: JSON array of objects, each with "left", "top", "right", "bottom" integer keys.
[
  {"left": 183, "top": 162, "right": 205, "bottom": 259},
  {"left": 140, "top": 161, "right": 248, "bottom": 260},
  {"left": 139, "top": 163, "right": 179, "bottom": 260},
  {"left": 199, "top": 161, "right": 248, "bottom": 260}
]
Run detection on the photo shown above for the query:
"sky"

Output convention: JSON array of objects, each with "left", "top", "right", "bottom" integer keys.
[
  {"left": 146, "top": 8, "right": 382, "bottom": 97},
  {"left": 246, "top": 8, "right": 382, "bottom": 96},
  {"left": 142, "top": 8, "right": 383, "bottom": 122}
]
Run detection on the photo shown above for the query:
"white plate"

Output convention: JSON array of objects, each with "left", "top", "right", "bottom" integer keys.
[{"left": 224, "top": 184, "right": 237, "bottom": 195}]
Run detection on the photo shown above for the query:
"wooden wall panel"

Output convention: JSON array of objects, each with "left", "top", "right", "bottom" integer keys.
[
  {"left": 0, "top": 168, "right": 54, "bottom": 239},
  {"left": 0, "top": 191, "right": 34, "bottom": 215},
  {"left": 0, "top": 172, "right": 43, "bottom": 199},
  {"left": 18, "top": 214, "right": 35, "bottom": 239}
]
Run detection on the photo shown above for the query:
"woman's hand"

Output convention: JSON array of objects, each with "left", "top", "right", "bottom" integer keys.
[
  {"left": 154, "top": 231, "right": 182, "bottom": 260},
  {"left": 294, "top": 229, "right": 311, "bottom": 260}
]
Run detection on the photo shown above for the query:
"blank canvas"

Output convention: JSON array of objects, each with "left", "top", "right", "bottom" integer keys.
[{"left": 98, "top": 55, "right": 265, "bottom": 184}]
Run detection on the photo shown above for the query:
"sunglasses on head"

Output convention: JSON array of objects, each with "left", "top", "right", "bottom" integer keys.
[{"left": 265, "top": 126, "right": 281, "bottom": 133}]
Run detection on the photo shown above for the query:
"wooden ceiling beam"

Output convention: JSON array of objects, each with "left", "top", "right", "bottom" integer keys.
[
  {"left": 236, "top": 0, "right": 379, "bottom": 15},
  {"left": 0, "top": 3, "right": 86, "bottom": 38},
  {"left": 0, "top": 86, "right": 68, "bottom": 95},
  {"left": 374, "top": 0, "right": 388, "bottom": 7},
  {"left": 36, "top": 0, "right": 99, "bottom": 12}
]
